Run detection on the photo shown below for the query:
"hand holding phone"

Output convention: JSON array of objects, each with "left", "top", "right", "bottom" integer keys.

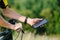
[{"left": 33, "top": 19, "right": 48, "bottom": 28}]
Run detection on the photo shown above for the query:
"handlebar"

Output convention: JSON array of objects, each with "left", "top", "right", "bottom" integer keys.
[{"left": 8, "top": 19, "right": 24, "bottom": 33}]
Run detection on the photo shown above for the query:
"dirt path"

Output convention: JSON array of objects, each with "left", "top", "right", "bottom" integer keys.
[{"left": 13, "top": 32, "right": 60, "bottom": 40}]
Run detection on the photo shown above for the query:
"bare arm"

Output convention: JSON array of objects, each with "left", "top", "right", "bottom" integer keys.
[
  {"left": 2, "top": 7, "right": 42, "bottom": 26},
  {"left": 2, "top": 7, "right": 32, "bottom": 25},
  {"left": 0, "top": 16, "right": 15, "bottom": 30},
  {"left": 0, "top": 0, "right": 43, "bottom": 27},
  {"left": 0, "top": 16, "right": 22, "bottom": 31},
  {"left": 2, "top": 8, "right": 29, "bottom": 22}
]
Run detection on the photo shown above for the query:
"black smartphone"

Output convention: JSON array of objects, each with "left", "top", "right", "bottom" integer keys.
[{"left": 33, "top": 19, "right": 48, "bottom": 28}]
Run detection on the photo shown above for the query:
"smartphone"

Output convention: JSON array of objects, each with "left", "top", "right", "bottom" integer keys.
[{"left": 33, "top": 19, "right": 48, "bottom": 28}]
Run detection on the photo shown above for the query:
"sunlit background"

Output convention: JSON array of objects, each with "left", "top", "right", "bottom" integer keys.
[{"left": 0, "top": 0, "right": 60, "bottom": 40}]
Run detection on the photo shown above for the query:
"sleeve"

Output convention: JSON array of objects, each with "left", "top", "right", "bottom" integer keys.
[
  {"left": 3, "top": 0, "right": 8, "bottom": 6},
  {"left": 0, "top": 0, "right": 8, "bottom": 9}
]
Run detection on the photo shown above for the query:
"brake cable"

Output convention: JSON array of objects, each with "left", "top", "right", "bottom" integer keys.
[{"left": 15, "top": 29, "right": 24, "bottom": 40}]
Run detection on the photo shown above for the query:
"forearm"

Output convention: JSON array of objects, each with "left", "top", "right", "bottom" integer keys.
[
  {"left": 2, "top": 8, "right": 26, "bottom": 22},
  {"left": 0, "top": 16, "right": 15, "bottom": 30},
  {"left": 2, "top": 7, "right": 32, "bottom": 25}
]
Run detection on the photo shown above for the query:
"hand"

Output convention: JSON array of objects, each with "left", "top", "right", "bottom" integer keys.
[
  {"left": 14, "top": 23, "right": 22, "bottom": 32},
  {"left": 27, "top": 18, "right": 43, "bottom": 26}
]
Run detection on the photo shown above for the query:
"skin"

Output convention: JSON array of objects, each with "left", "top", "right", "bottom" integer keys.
[
  {"left": 0, "top": 7, "right": 42, "bottom": 31},
  {"left": 2, "top": 8, "right": 42, "bottom": 26},
  {"left": 0, "top": 16, "right": 22, "bottom": 31}
]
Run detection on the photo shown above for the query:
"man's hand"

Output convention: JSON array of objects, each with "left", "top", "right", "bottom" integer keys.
[
  {"left": 14, "top": 23, "right": 22, "bottom": 32},
  {"left": 27, "top": 18, "right": 43, "bottom": 26},
  {"left": 0, "top": 0, "right": 8, "bottom": 9}
]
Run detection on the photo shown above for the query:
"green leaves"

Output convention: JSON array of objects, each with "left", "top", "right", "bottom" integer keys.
[{"left": 7, "top": 0, "right": 60, "bottom": 34}]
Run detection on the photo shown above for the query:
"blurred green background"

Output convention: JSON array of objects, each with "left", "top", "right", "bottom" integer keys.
[{"left": 0, "top": 0, "right": 60, "bottom": 35}]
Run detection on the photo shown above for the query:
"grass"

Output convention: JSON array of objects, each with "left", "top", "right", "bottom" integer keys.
[{"left": 13, "top": 31, "right": 60, "bottom": 40}]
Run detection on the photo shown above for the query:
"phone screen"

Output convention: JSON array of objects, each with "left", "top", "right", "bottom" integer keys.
[{"left": 33, "top": 19, "right": 48, "bottom": 28}]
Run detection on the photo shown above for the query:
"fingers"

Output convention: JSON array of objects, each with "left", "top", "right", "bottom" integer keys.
[
  {"left": 14, "top": 23, "right": 22, "bottom": 32},
  {"left": 35, "top": 18, "right": 43, "bottom": 20},
  {"left": 34, "top": 18, "right": 43, "bottom": 22},
  {"left": 33, "top": 18, "right": 43, "bottom": 24},
  {"left": 16, "top": 28, "right": 21, "bottom": 33}
]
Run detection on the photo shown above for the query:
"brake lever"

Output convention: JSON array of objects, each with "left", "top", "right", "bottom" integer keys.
[{"left": 16, "top": 28, "right": 24, "bottom": 33}]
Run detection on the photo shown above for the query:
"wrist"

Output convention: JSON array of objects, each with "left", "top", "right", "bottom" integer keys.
[
  {"left": 27, "top": 18, "right": 33, "bottom": 26},
  {"left": 18, "top": 16, "right": 26, "bottom": 22},
  {"left": 24, "top": 17, "right": 28, "bottom": 24}
]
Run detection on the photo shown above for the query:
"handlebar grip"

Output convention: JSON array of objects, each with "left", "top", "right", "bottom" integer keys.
[
  {"left": 22, "top": 30, "right": 24, "bottom": 33},
  {"left": 9, "top": 19, "right": 24, "bottom": 33}
]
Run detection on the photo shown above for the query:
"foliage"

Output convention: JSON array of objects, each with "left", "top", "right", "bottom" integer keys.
[
  {"left": 0, "top": 0, "right": 60, "bottom": 35},
  {"left": 8, "top": 0, "right": 60, "bottom": 34}
]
